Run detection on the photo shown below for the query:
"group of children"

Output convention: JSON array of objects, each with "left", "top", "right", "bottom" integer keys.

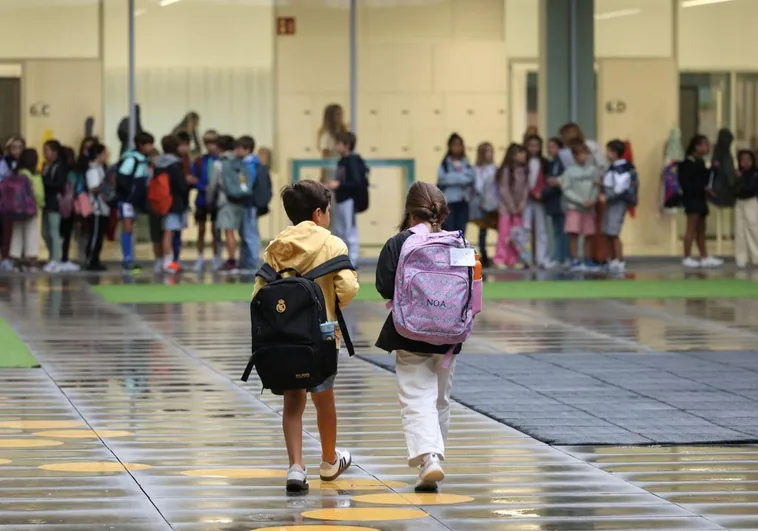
[
  {"left": 253, "top": 178, "right": 467, "bottom": 494},
  {"left": 439, "top": 128, "right": 638, "bottom": 273}
]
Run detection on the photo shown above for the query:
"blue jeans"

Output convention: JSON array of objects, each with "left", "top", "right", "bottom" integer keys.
[
  {"left": 239, "top": 207, "right": 260, "bottom": 270},
  {"left": 333, "top": 199, "right": 359, "bottom": 266},
  {"left": 551, "top": 214, "right": 570, "bottom": 264}
]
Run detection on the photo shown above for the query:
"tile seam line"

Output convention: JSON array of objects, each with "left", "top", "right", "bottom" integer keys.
[{"left": 0, "top": 298, "right": 175, "bottom": 531}]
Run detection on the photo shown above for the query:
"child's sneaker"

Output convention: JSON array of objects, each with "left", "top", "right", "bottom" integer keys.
[
  {"left": 415, "top": 453, "right": 445, "bottom": 493},
  {"left": 153, "top": 260, "right": 163, "bottom": 275},
  {"left": 320, "top": 449, "right": 352, "bottom": 482},
  {"left": 164, "top": 261, "right": 181, "bottom": 274},
  {"left": 570, "top": 259, "right": 585, "bottom": 272},
  {"left": 43, "top": 261, "right": 60, "bottom": 273},
  {"left": 683, "top": 257, "right": 701, "bottom": 268},
  {"left": 286, "top": 464, "right": 309, "bottom": 494},
  {"left": 701, "top": 256, "right": 724, "bottom": 268},
  {"left": 193, "top": 258, "right": 205, "bottom": 273},
  {"left": 584, "top": 260, "right": 601, "bottom": 272}
]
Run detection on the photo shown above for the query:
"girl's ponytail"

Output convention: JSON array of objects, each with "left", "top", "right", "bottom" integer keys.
[{"left": 399, "top": 182, "right": 449, "bottom": 233}]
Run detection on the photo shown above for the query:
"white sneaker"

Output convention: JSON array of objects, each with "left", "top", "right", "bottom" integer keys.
[
  {"left": 153, "top": 260, "right": 163, "bottom": 275},
  {"left": 60, "top": 261, "right": 80, "bottom": 272},
  {"left": 701, "top": 256, "right": 724, "bottom": 268},
  {"left": 286, "top": 464, "right": 309, "bottom": 494},
  {"left": 193, "top": 258, "right": 205, "bottom": 273},
  {"left": 608, "top": 260, "right": 626, "bottom": 273},
  {"left": 320, "top": 449, "right": 352, "bottom": 482},
  {"left": 43, "top": 261, "right": 60, "bottom": 273},
  {"left": 0, "top": 259, "right": 13, "bottom": 272},
  {"left": 212, "top": 256, "right": 224, "bottom": 272},
  {"left": 415, "top": 453, "right": 445, "bottom": 493},
  {"left": 683, "top": 257, "right": 701, "bottom": 268}
]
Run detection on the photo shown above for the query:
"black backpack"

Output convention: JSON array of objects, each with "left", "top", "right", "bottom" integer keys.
[{"left": 241, "top": 255, "right": 356, "bottom": 391}]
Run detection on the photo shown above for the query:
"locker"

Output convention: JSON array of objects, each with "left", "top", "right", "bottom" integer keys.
[
  {"left": 378, "top": 93, "right": 413, "bottom": 131},
  {"left": 411, "top": 93, "right": 445, "bottom": 131},
  {"left": 378, "top": 128, "right": 413, "bottom": 158}
]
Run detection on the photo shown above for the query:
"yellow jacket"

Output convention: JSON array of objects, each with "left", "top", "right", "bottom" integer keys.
[{"left": 252, "top": 221, "right": 359, "bottom": 321}]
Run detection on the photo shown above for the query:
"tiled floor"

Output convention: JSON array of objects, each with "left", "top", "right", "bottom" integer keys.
[{"left": 0, "top": 274, "right": 757, "bottom": 529}]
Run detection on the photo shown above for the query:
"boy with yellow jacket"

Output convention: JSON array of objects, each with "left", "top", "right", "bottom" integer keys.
[{"left": 252, "top": 180, "right": 359, "bottom": 493}]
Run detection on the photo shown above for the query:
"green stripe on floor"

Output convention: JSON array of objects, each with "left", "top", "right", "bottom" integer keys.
[
  {"left": 90, "top": 278, "right": 758, "bottom": 305},
  {"left": 0, "top": 318, "right": 39, "bottom": 368}
]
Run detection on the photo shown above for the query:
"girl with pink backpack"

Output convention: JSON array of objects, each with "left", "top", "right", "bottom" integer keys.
[{"left": 375, "top": 181, "right": 479, "bottom": 493}]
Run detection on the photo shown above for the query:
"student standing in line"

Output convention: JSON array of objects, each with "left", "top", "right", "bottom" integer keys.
[
  {"left": 252, "top": 180, "right": 359, "bottom": 493},
  {"left": 375, "top": 181, "right": 466, "bottom": 493},
  {"left": 561, "top": 142, "right": 600, "bottom": 271},
  {"left": 41, "top": 140, "right": 68, "bottom": 273},
  {"left": 733, "top": 150, "right": 758, "bottom": 268},
  {"left": 84, "top": 143, "right": 110, "bottom": 271},
  {"left": 524, "top": 134, "right": 550, "bottom": 268},
  {"left": 600, "top": 140, "right": 636, "bottom": 273},
  {"left": 329, "top": 131, "right": 369, "bottom": 268},
  {"left": 679, "top": 134, "right": 723, "bottom": 268},
  {"left": 542, "top": 137, "right": 568, "bottom": 266},
  {"left": 437, "top": 133, "right": 475, "bottom": 233},
  {"left": 155, "top": 136, "right": 190, "bottom": 274},
  {"left": 0, "top": 136, "right": 26, "bottom": 271},
  {"left": 470, "top": 142, "right": 498, "bottom": 267},
  {"left": 9, "top": 149, "right": 42, "bottom": 271},
  {"left": 58, "top": 146, "right": 81, "bottom": 272},
  {"left": 238, "top": 135, "right": 266, "bottom": 271},
  {"left": 116, "top": 131, "right": 155, "bottom": 273},
  {"left": 318, "top": 104, "right": 348, "bottom": 184},
  {"left": 493, "top": 143, "right": 529, "bottom": 269},
  {"left": 192, "top": 130, "right": 221, "bottom": 273}
]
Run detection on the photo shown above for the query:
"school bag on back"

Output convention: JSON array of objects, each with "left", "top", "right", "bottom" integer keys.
[
  {"left": 147, "top": 170, "right": 173, "bottom": 215},
  {"left": 663, "top": 161, "right": 683, "bottom": 208},
  {"left": 0, "top": 174, "right": 37, "bottom": 220},
  {"left": 390, "top": 224, "right": 474, "bottom": 348},
  {"left": 241, "top": 255, "right": 357, "bottom": 391},
  {"left": 222, "top": 158, "right": 254, "bottom": 205}
]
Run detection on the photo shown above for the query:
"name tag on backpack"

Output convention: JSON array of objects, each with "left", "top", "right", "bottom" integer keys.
[{"left": 450, "top": 248, "right": 476, "bottom": 267}]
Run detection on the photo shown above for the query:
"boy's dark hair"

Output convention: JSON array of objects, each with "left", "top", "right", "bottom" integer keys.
[
  {"left": 161, "top": 135, "right": 179, "bottom": 155},
  {"left": 236, "top": 135, "right": 256, "bottom": 152},
  {"left": 606, "top": 139, "right": 626, "bottom": 159},
  {"left": 135, "top": 131, "right": 155, "bottom": 147},
  {"left": 569, "top": 140, "right": 588, "bottom": 157},
  {"left": 281, "top": 180, "right": 332, "bottom": 225},
  {"left": 17, "top": 148, "right": 38, "bottom": 173},
  {"left": 548, "top": 137, "right": 564, "bottom": 149},
  {"left": 87, "top": 143, "right": 106, "bottom": 162},
  {"left": 175, "top": 131, "right": 191, "bottom": 145},
  {"left": 337, "top": 131, "right": 357, "bottom": 152},
  {"left": 217, "top": 135, "right": 236, "bottom": 152}
]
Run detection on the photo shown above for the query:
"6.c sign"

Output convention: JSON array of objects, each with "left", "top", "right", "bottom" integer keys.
[{"left": 29, "top": 102, "right": 50, "bottom": 117}]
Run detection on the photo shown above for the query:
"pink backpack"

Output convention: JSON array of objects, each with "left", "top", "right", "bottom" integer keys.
[
  {"left": 0, "top": 174, "right": 37, "bottom": 220},
  {"left": 390, "top": 224, "right": 475, "bottom": 351}
]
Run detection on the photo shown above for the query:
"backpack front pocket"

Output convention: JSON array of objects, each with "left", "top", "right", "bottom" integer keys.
[{"left": 254, "top": 345, "right": 321, "bottom": 391}]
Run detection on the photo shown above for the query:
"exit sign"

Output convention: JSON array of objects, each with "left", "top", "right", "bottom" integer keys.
[{"left": 277, "top": 17, "right": 296, "bottom": 36}]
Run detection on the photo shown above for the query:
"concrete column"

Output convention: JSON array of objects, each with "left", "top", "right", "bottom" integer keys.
[{"left": 538, "top": 0, "right": 595, "bottom": 139}]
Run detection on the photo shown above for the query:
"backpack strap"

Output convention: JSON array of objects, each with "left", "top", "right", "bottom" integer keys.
[
  {"left": 255, "top": 263, "right": 279, "bottom": 284},
  {"left": 303, "top": 255, "right": 357, "bottom": 357}
]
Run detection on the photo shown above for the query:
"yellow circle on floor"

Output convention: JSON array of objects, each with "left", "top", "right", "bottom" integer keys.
[
  {"left": 255, "top": 527, "right": 379, "bottom": 531},
  {"left": 32, "top": 430, "right": 133, "bottom": 439},
  {"left": 0, "top": 420, "right": 85, "bottom": 430},
  {"left": 302, "top": 508, "right": 427, "bottom": 522},
  {"left": 0, "top": 438, "right": 63, "bottom": 448},
  {"left": 352, "top": 493, "right": 474, "bottom": 506},
  {"left": 180, "top": 468, "right": 287, "bottom": 479},
  {"left": 0, "top": 459, "right": 11, "bottom": 465},
  {"left": 311, "top": 478, "right": 409, "bottom": 491},
  {"left": 39, "top": 462, "right": 151, "bottom": 473}
]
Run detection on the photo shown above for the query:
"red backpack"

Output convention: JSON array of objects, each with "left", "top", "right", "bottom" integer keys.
[
  {"left": 0, "top": 174, "right": 37, "bottom": 220},
  {"left": 147, "top": 171, "right": 172, "bottom": 216}
]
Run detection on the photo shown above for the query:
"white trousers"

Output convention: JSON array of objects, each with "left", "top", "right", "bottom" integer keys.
[
  {"left": 10, "top": 216, "right": 39, "bottom": 258},
  {"left": 735, "top": 197, "right": 758, "bottom": 267},
  {"left": 396, "top": 350, "right": 456, "bottom": 467},
  {"left": 333, "top": 198, "right": 360, "bottom": 266},
  {"left": 523, "top": 200, "right": 549, "bottom": 266}
]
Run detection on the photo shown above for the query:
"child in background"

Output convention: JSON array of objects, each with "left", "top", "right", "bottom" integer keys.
[
  {"left": 192, "top": 130, "right": 221, "bottom": 272},
  {"left": 524, "top": 135, "right": 550, "bottom": 268},
  {"left": 9, "top": 149, "right": 42, "bottom": 271},
  {"left": 601, "top": 140, "right": 635, "bottom": 273},
  {"left": 1, "top": 136, "right": 26, "bottom": 272},
  {"left": 59, "top": 146, "right": 80, "bottom": 272},
  {"left": 330, "top": 131, "right": 369, "bottom": 267},
  {"left": 437, "top": 133, "right": 475, "bottom": 233},
  {"left": 155, "top": 136, "right": 190, "bottom": 274},
  {"left": 41, "top": 140, "right": 68, "bottom": 273},
  {"left": 561, "top": 142, "right": 600, "bottom": 271},
  {"left": 239, "top": 135, "right": 262, "bottom": 271},
  {"left": 542, "top": 138, "right": 568, "bottom": 266},
  {"left": 171, "top": 132, "right": 194, "bottom": 266},
  {"left": 493, "top": 144, "right": 529, "bottom": 269},
  {"left": 84, "top": 143, "right": 110, "bottom": 271},
  {"left": 253, "top": 180, "right": 359, "bottom": 493},
  {"left": 733, "top": 150, "right": 758, "bottom": 268},
  {"left": 375, "top": 181, "right": 464, "bottom": 492},
  {"left": 471, "top": 142, "right": 498, "bottom": 267}
]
